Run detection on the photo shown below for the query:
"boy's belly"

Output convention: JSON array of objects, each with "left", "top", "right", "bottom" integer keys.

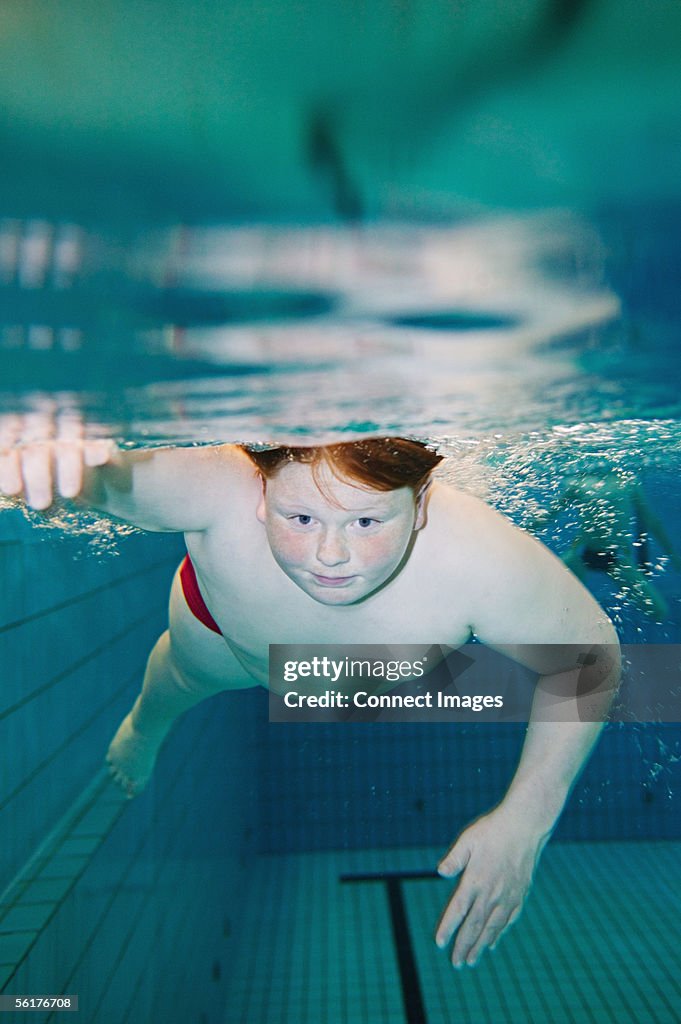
[{"left": 218, "top": 591, "right": 472, "bottom": 690}]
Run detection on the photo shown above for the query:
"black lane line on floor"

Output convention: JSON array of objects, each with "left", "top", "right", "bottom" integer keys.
[{"left": 340, "top": 870, "right": 440, "bottom": 1024}]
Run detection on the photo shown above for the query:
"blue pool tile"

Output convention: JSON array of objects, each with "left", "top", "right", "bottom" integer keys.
[
  {"left": 0, "top": 932, "right": 37, "bottom": 964},
  {"left": 0, "top": 962, "right": 17, "bottom": 989},
  {"left": 0, "top": 903, "right": 54, "bottom": 934},
  {"left": 58, "top": 836, "right": 101, "bottom": 858},
  {"left": 20, "top": 877, "right": 73, "bottom": 904},
  {"left": 72, "top": 802, "right": 122, "bottom": 837}
]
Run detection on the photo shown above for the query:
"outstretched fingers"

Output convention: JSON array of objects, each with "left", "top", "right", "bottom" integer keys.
[
  {"left": 54, "top": 412, "right": 84, "bottom": 499},
  {"left": 20, "top": 444, "right": 54, "bottom": 509},
  {"left": 0, "top": 410, "right": 115, "bottom": 509},
  {"left": 437, "top": 836, "right": 470, "bottom": 879},
  {"left": 435, "top": 887, "right": 475, "bottom": 955},
  {"left": 0, "top": 411, "right": 56, "bottom": 507},
  {"left": 84, "top": 439, "right": 117, "bottom": 466},
  {"left": 436, "top": 886, "right": 520, "bottom": 968},
  {"left": 459, "top": 904, "right": 519, "bottom": 967},
  {"left": 0, "top": 448, "right": 22, "bottom": 497},
  {"left": 0, "top": 415, "right": 23, "bottom": 496},
  {"left": 435, "top": 838, "right": 471, "bottom": 950},
  {"left": 434, "top": 817, "right": 533, "bottom": 967}
]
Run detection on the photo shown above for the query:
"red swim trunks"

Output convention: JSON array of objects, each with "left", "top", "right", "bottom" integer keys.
[{"left": 179, "top": 555, "right": 222, "bottom": 635}]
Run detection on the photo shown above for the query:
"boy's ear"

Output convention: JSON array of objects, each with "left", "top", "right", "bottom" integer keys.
[
  {"left": 414, "top": 480, "right": 431, "bottom": 530},
  {"left": 255, "top": 475, "right": 267, "bottom": 523}
]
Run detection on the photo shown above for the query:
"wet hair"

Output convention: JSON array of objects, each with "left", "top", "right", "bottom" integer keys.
[{"left": 241, "top": 438, "right": 443, "bottom": 495}]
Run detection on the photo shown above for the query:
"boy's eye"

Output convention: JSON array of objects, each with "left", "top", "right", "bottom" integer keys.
[
  {"left": 357, "top": 517, "right": 377, "bottom": 528},
  {"left": 292, "top": 514, "right": 313, "bottom": 525}
]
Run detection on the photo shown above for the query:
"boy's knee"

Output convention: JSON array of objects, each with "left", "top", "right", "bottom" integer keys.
[
  {"left": 148, "top": 632, "right": 201, "bottom": 695},
  {"left": 166, "top": 649, "right": 210, "bottom": 697},
  {"left": 166, "top": 635, "right": 228, "bottom": 698}
]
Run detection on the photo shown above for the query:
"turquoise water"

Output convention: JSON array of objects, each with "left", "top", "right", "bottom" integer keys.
[
  {"left": 1, "top": 4, "right": 681, "bottom": 1016},
  {"left": 2, "top": 213, "right": 679, "bottom": 642},
  {"left": 2, "top": 215, "right": 681, "bottom": 1018}
]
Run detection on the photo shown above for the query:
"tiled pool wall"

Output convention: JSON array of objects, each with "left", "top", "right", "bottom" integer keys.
[
  {"left": 260, "top": 719, "right": 681, "bottom": 854},
  {"left": 0, "top": 514, "right": 259, "bottom": 1022}
]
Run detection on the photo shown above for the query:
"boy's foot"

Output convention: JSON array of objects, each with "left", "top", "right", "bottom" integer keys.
[{"left": 105, "top": 712, "right": 164, "bottom": 798}]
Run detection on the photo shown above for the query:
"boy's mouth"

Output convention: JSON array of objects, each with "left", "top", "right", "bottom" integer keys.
[{"left": 310, "top": 573, "right": 357, "bottom": 587}]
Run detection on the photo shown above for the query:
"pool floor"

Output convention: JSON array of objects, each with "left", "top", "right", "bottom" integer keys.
[{"left": 223, "top": 840, "right": 681, "bottom": 1024}]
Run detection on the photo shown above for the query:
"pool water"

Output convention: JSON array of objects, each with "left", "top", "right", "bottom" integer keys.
[
  {"left": 2, "top": 212, "right": 679, "bottom": 641},
  {"left": 1, "top": 209, "right": 680, "bottom": 1023}
]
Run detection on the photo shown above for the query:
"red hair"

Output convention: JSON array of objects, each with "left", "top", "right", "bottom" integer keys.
[{"left": 241, "top": 438, "right": 442, "bottom": 494}]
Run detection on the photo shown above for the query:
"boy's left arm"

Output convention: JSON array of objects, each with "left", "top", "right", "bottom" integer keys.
[{"left": 435, "top": 506, "right": 620, "bottom": 967}]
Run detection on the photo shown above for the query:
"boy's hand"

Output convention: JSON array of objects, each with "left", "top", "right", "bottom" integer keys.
[
  {"left": 0, "top": 411, "right": 115, "bottom": 510},
  {"left": 435, "top": 803, "right": 549, "bottom": 967}
]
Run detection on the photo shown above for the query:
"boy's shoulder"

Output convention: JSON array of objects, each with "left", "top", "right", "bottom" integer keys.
[
  {"left": 196, "top": 444, "right": 260, "bottom": 489},
  {"left": 176, "top": 444, "right": 261, "bottom": 537},
  {"left": 424, "top": 481, "right": 603, "bottom": 643},
  {"left": 424, "top": 481, "right": 551, "bottom": 583},
  {"left": 426, "top": 481, "right": 512, "bottom": 542},
  {"left": 212, "top": 444, "right": 260, "bottom": 478}
]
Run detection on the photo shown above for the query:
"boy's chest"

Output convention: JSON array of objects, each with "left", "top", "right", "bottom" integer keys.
[
  {"left": 192, "top": 527, "right": 472, "bottom": 655},
  {"left": 222, "top": 586, "right": 471, "bottom": 690}
]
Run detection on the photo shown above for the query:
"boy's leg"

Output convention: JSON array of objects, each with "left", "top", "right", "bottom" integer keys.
[
  {"left": 106, "top": 629, "right": 225, "bottom": 797},
  {"left": 130, "top": 628, "right": 221, "bottom": 743},
  {"left": 107, "top": 564, "right": 257, "bottom": 796}
]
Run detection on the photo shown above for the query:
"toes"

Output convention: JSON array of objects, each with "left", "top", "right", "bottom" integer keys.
[{"left": 106, "top": 761, "right": 139, "bottom": 798}]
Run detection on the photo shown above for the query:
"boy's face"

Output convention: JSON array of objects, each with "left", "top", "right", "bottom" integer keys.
[{"left": 256, "top": 461, "right": 427, "bottom": 605}]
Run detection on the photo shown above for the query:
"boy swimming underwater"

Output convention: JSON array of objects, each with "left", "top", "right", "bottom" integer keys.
[{"left": 0, "top": 434, "right": 620, "bottom": 969}]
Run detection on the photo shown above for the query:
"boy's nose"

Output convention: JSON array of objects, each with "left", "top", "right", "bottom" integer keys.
[{"left": 316, "top": 529, "right": 350, "bottom": 566}]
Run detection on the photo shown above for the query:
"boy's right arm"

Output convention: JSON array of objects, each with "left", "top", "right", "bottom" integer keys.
[
  {"left": 79, "top": 443, "right": 248, "bottom": 532},
  {"left": 0, "top": 414, "right": 251, "bottom": 532}
]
